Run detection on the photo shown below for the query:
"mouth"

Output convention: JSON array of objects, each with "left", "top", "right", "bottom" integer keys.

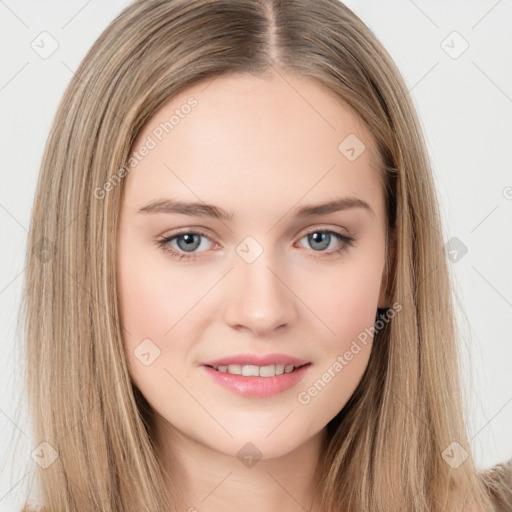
[
  {"left": 200, "top": 362, "right": 312, "bottom": 398},
  {"left": 203, "top": 362, "right": 310, "bottom": 378}
]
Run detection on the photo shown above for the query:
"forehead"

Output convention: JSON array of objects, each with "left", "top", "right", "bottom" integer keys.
[{"left": 122, "top": 70, "right": 384, "bottom": 221}]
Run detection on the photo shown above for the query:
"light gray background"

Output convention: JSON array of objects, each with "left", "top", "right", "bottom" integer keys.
[{"left": 1, "top": 1, "right": 511, "bottom": 510}]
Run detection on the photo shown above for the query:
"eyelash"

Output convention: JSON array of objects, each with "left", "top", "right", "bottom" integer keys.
[{"left": 156, "top": 227, "right": 355, "bottom": 262}]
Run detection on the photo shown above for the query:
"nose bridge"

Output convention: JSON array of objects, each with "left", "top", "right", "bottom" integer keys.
[{"left": 222, "top": 235, "right": 297, "bottom": 334}]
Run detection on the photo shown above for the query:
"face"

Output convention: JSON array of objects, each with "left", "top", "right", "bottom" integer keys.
[{"left": 116, "top": 69, "right": 389, "bottom": 461}]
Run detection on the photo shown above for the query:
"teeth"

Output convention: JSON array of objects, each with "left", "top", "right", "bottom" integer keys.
[
  {"left": 227, "top": 364, "right": 241, "bottom": 375},
  {"left": 214, "top": 363, "right": 300, "bottom": 377},
  {"left": 259, "top": 364, "right": 278, "bottom": 377},
  {"left": 242, "top": 365, "right": 259, "bottom": 377}
]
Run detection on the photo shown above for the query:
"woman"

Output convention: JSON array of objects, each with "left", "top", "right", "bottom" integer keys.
[{"left": 20, "top": 0, "right": 511, "bottom": 510}]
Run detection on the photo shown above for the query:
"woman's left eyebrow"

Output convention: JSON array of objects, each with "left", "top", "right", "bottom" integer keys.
[
  {"left": 136, "top": 196, "right": 375, "bottom": 221},
  {"left": 294, "top": 197, "right": 375, "bottom": 218}
]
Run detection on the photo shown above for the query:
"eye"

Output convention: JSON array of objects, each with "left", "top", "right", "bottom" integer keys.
[
  {"left": 296, "top": 229, "right": 355, "bottom": 257},
  {"left": 156, "top": 227, "right": 355, "bottom": 261},
  {"left": 157, "top": 229, "right": 215, "bottom": 260}
]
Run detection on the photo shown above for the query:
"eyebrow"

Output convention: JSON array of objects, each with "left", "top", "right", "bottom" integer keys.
[{"left": 137, "top": 196, "right": 375, "bottom": 220}]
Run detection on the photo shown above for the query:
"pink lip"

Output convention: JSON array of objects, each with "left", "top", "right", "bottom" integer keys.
[
  {"left": 201, "top": 352, "right": 310, "bottom": 367},
  {"left": 201, "top": 363, "right": 312, "bottom": 398}
]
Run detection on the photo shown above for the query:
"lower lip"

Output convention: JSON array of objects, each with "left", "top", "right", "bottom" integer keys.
[{"left": 201, "top": 364, "right": 312, "bottom": 398}]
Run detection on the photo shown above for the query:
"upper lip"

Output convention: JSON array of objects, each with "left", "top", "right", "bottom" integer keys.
[{"left": 201, "top": 353, "right": 310, "bottom": 368}]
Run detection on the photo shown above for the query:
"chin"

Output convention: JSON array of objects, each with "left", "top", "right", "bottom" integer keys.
[{"left": 205, "top": 424, "right": 315, "bottom": 462}]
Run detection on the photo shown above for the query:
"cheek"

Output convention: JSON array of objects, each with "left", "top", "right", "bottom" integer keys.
[
  {"left": 292, "top": 254, "right": 383, "bottom": 417},
  {"left": 117, "top": 244, "right": 197, "bottom": 340},
  {"left": 116, "top": 254, "right": 200, "bottom": 410},
  {"left": 118, "top": 266, "right": 169, "bottom": 339},
  {"left": 116, "top": 244, "right": 190, "bottom": 378},
  {"left": 295, "top": 254, "right": 384, "bottom": 348}
]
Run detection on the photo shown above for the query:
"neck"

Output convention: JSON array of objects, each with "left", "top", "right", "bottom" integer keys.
[{"left": 153, "top": 417, "right": 327, "bottom": 512}]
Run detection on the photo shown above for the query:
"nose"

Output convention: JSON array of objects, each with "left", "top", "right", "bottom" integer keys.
[{"left": 222, "top": 250, "right": 298, "bottom": 336}]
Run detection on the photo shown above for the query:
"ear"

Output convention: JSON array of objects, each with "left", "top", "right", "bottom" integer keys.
[{"left": 377, "top": 230, "right": 396, "bottom": 309}]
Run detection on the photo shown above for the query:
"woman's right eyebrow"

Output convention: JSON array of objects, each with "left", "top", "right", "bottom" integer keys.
[
  {"left": 136, "top": 196, "right": 374, "bottom": 221},
  {"left": 137, "top": 199, "right": 234, "bottom": 221}
]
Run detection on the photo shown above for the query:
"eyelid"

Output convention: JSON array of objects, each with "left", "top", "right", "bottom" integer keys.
[{"left": 296, "top": 223, "right": 352, "bottom": 238}]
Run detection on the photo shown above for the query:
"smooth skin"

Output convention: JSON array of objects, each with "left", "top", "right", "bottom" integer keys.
[{"left": 117, "top": 69, "right": 390, "bottom": 512}]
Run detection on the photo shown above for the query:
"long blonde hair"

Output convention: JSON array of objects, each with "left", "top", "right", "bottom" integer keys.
[{"left": 18, "top": 0, "right": 509, "bottom": 510}]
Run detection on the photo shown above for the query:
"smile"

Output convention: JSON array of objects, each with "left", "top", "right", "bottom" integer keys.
[
  {"left": 207, "top": 363, "right": 304, "bottom": 377},
  {"left": 201, "top": 363, "right": 312, "bottom": 398}
]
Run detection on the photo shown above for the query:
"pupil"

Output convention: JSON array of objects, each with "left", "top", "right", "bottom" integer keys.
[
  {"left": 310, "top": 232, "right": 329, "bottom": 250},
  {"left": 178, "top": 233, "right": 200, "bottom": 252}
]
